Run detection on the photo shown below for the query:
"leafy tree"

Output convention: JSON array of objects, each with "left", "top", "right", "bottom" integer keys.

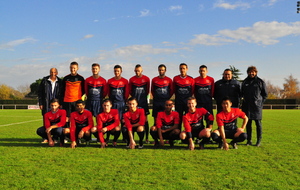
[
  {"left": 28, "top": 78, "right": 43, "bottom": 97},
  {"left": 0, "top": 84, "right": 12, "bottom": 99},
  {"left": 265, "top": 80, "right": 283, "bottom": 99},
  {"left": 229, "top": 65, "right": 243, "bottom": 80},
  {"left": 283, "top": 74, "right": 299, "bottom": 98}
]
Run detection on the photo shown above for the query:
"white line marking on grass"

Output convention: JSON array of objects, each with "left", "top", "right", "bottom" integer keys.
[{"left": 0, "top": 119, "right": 42, "bottom": 127}]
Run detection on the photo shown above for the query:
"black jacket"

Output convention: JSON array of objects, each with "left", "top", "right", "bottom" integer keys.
[
  {"left": 38, "top": 76, "right": 62, "bottom": 115},
  {"left": 241, "top": 76, "right": 267, "bottom": 120},
  {"left": 214, "top": 78, "right": 241, "bottom": 112}
]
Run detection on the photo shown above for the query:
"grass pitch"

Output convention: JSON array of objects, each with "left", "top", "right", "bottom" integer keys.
[{"left": 0, "top": 109, "right": 299, "bottom": 190}]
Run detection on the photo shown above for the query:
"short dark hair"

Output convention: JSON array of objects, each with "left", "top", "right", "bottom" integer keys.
[
  {"left": 70, "top": 62, "right": 79, "bottom": 66},
  {"left": 199, "top": 65, "right": 207, "bottom": 69},
  {"left": 92, "top": 63, "right": 100, "bottom": 68},
  {"left": 247, "top": 66, "right": 258, "bottom": 73},
  {"left": 127, "top": 97, "right": 138, "bottom": 104},
  {"left": 158, "top": 64, "right": 166, "bottom": 70},
  {"left": 102, "top": 98, "right": 112, "bottom": 105},
  {"left": 224, "top": 68, "right": 232, "bottom": 73},
  {"left": 76, "top": 99, "right": 85, "bottom": 106},
  {"left": 180, "top": 63, "right": 188, "bottom": 68},
  {"left": 135, "top": 64, "right": 142, "bottom": 69},
  {"left": 222, "top": 96, "right": 232, "bottom": 103},
  {"left": 50, "top": 98, "right": 60, "bottom": 104},
  {"left": 114, "top": 65, "right": 122, "bottom": 71}
]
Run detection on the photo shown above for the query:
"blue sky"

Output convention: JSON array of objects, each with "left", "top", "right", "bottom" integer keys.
[{"left": 0, "top": 0, "right": 299, "bottom": 89}]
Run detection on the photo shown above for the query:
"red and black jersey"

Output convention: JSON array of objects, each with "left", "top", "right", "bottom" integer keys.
[
  {"left": 96, "top": 109, "right": 120, "bottom": 143},
  {"left": 123, "top": 108, "right": 145, "bottom": 131},
  {"left": 156, "top": 111, "right": 180, "bottom": 129},
  {"left": 194, "top": 76, "right": 214, "bottom": 105},
  {"left": 70, "top": 109, "right": 94, "bottom": 141},
  {"left": 183, "top": 108, "right": 214, "bottom": 133},
  {"left": 107, "top": 77, "right": 129, "bottom": 103},
  {"left": 173, "top": 75, "right": 194, "bottom": 104},
  {"left": 85, "top": 76, "right": 107, "bottom": 101},
  {"left": 44, "top": 109, "right": 66, "bottom": 129},
  {"left": 151, "top": 76, "right": 173, "bottom": 102},
  {"left": 62, "top": 74, "right": 85, "bottom": 102},
  {"left": 216, "top": 108, "right": 246, "bottom": 130},
  {"left": 129, "top": 75, "right": 150, "bottom": 107}
]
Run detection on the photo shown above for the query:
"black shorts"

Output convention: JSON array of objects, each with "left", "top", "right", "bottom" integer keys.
[
  {"left": 112, "top": 101, "right": 126, "bottom": 120},
  {"left": 63, "top": 102, "right": 77, "bottom": 117},
  {"left": 152, "top": 101, "right": 165, "bottom": 118},
  {"left": 224, "top": 128, "right": 238, "bottom": 139},
  {"left": 86, "top": 100, "right": 102, "bottom": 117}
]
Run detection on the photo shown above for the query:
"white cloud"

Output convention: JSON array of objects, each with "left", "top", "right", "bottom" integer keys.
[
  {"left": 83, "top": 34, "right": 94, "bottom": 39},
  {"left": 169, "top": 5, "right": 182, "bottom": 11},
  {"left": 214, "top": 0, "right": 251, "bottom": 10},
  {"left": 189, "top": 21, "right": 300, "bottom": 46},
  {"left": 114, "top": 45, "right": 181, "bottom": 57},
  {"left": 0, "top": 37, "right": 37, "bottom": 51},
  {"left": 267, "top": 0, "right": 278, "bottom": 6},
  {"left": 139, "top": 9, "right": 150, "bottom": 17}
]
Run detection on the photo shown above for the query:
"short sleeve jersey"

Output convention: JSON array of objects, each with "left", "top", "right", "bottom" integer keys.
[
  {"left": 194, "top": 76, "right": 214, "bottom": 104},
  {"left": 85, "top": 76, "right": 107, "bottom": 101},
  {"left": 129, "top": 75, "right": 150, "bottom": 106},
  {"left": 123, "top": 108, "right": 145, "bottom": 131},
  {"left": 173, "top": 75, "right": 194, "bottom": 104},
  {"left": 70, "top": 109, "right": 94, "bottom": 141},
  {"left": 216, "top": 108, "right": 246, "bottom": 130},
  {"left": 151, "top": 76, "right": 173, "bottom": 101},
  {"left": 183, "top": 108, "right": 214, "bottom": 133},
  {"left": 96, "top": 109, "right": 120, "bottom": 143},
  {"left": 107, "top": 77, "right": 129, "bottom": 102},
  {"left": 62, "top": 74, "right": 85, "bottom": 102},
  {"left": 44, "top": 109, "right": 66, "bottom": 129},
  {"left": 156, "top": 111, "right": 180, "bottom": 129}
]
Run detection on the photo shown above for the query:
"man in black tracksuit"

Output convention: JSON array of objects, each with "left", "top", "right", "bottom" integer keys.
[
  {"left": 214, "top": 69, "right": 241, "bottom": 113},
  {"left": 242, "top": 66, "right": 267, "bottom": 147}
]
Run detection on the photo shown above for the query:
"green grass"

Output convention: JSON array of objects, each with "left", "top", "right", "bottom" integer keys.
[{"left": 0, "top": 109, "right": 299, "bottom": 189}]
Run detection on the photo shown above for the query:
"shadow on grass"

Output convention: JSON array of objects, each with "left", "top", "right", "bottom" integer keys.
[{"left": 0, "top": 138, "right": 48, "bottom": 147}]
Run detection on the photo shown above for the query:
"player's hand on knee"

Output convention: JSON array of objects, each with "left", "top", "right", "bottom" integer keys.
[{"left": 78, "top": 130, "right": 84, "bottom": 138}]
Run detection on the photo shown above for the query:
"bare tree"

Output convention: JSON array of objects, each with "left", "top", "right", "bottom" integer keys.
[{"left": 265, "top": 80, "right": 283, "bottom": 99}]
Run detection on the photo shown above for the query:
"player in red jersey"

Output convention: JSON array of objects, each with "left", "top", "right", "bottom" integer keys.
[
  {"left": 151, "top": 64, "right": 173, "bottom": 123},
  {"left": 107, "top": 65, "right": 129, "bottom": 142},
  {"left": 150, "top": 100, "right": 180, "bottom": 147},
  {"left": 91, "top": 99, "right": 121, "bottom": 148},
  {"left": 129, "top": 64, "right": 150, "bottom": 143},
  {"left": 211, "top": 97, "right": 248, "bottom": 150},
  {"left": 61, "top": 62, "right": 85, "bottom": 120},
  {"left": 173, "top": 63, "right": 194, "bottom": 127},
  {"left": 123, "top": 97, "right": 145, "bottom": 149},
  {"left": 36, "top": 98, "right": 66, "bottom": 146},
  {"left": 85, "top": 63, "right": 107, "bottom": 117},
  {"left": 194, "top": 65, "right": 214, "bottom": 114},
  {"left": 180, "top": 97, "right": 214, "bottom": 150},
  {"left": 64, "top": 100, "right": 94, "bottom": 148}
]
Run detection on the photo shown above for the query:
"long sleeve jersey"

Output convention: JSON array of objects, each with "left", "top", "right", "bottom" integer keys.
[
  {"left": 107, "top": 77, "right": 129, "bottom": 103},
  {"left": 85, "top": 76, "right": 107, "bottom": 101},
  {"left": 123, "top": 108, "right": 145, "bottom": 131},
  {"left": 70, "top": 109, "right": 94, "bottom": 142},
  {"left": 61, "top": 74, "right": 85, "bottom": 103},
  {"left": 129, "top": 75, "right": 150, "bottom": 106},
  {"left": 183, "top": 108, "right": 214, "bottom": 133},
  {"left": 44, "top": 109, "right": 66, "bottom": 128},
  {"left": 151, "top": 76, "right": 173, "bottom": 102},
  {"left": 96, "top": 109, "right": 120, "bottom": 143},
  {"left": 173, "top": 75, "right": 194, "bottom": 104}
]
